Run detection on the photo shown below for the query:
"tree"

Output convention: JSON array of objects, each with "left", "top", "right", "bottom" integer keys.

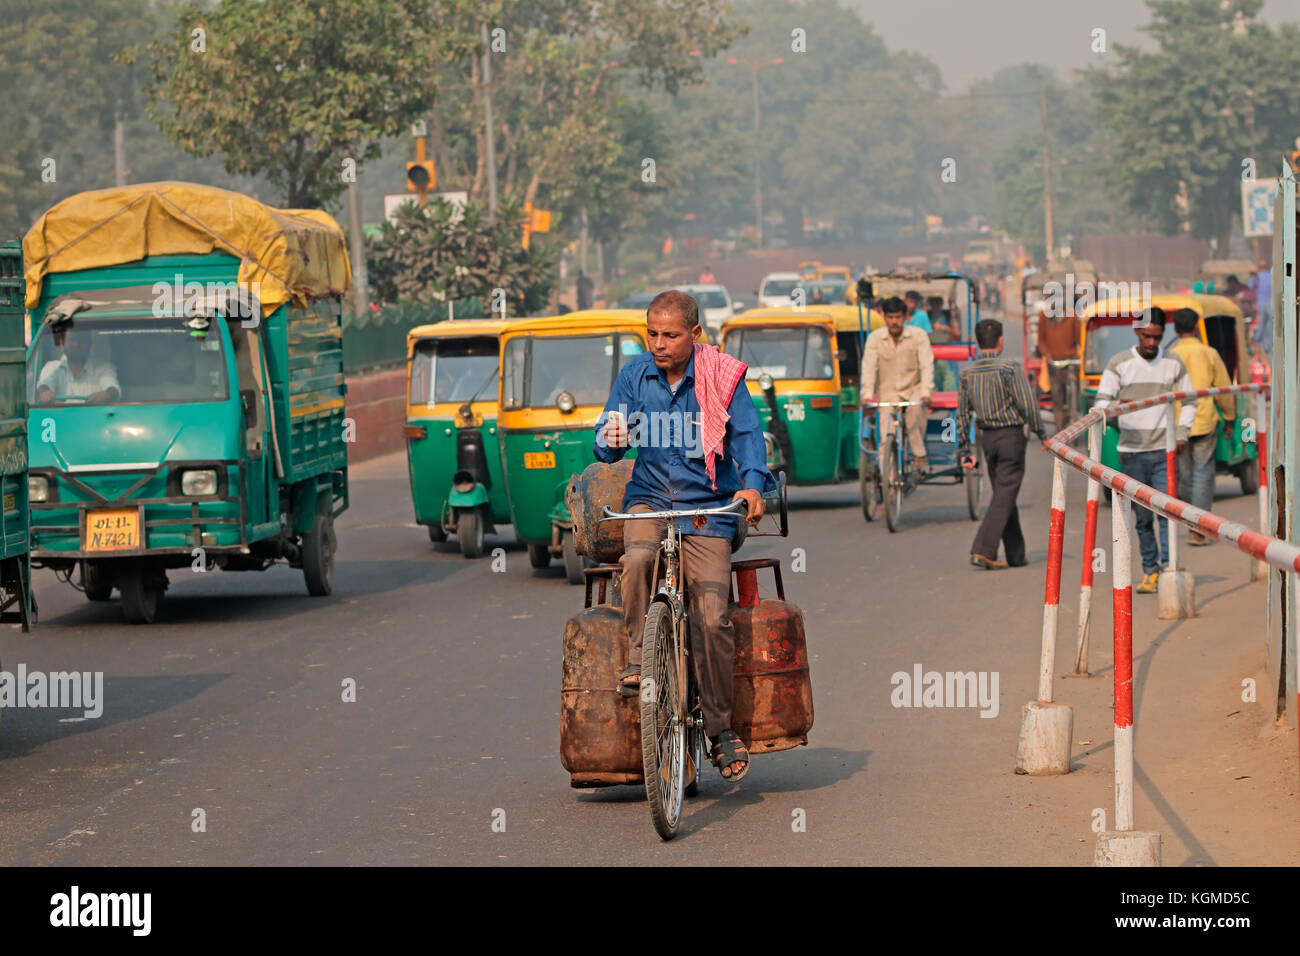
[
  {"left": 136, "top": 0, "right": 476, "bottom": 208},
  {"left": 1087, "top": 0, "right": 1300, "bottom": 251},
  {"left": 365, "top": 197, "right": 555, "bottom": 315}
]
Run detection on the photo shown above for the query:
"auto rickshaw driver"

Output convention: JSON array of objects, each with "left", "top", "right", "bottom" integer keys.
[
  {"left": 594, "top": 289, "right": 776, "bottom": 782},
  {"left": 36, "top": 325, "right": 120, "bottom": 404}
]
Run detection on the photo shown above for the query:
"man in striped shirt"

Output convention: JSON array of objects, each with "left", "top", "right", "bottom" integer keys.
[
  {"left": 958, "top": 318, "right": 1046, "bottom": 569},
  {"left": 1093, "top": 308, "right": 1195, "bottom": 593}
]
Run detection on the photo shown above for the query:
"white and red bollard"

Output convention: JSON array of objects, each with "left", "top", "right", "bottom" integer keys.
[
  {"left": 1157, "top": 408, "right": 1194, "bottom": 619},
  {"left": 1017, "top": 457, "right": 1073, "bottom": 775},
  {"left": 1096, "top": 490, "right": 1162, "bottom": 866},
  {"left": 1069, "top": 419, "right": 1104, "bottom": 677}
]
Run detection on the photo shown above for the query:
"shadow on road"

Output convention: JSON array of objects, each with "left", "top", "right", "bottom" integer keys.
[{"left": 0, "top": 672, "right": 229, "bottom": 760}]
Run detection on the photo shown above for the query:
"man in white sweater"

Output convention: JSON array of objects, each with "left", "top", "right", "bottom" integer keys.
[{"left": 1093, "top": 308, "right": 1195, "bottom": 593}]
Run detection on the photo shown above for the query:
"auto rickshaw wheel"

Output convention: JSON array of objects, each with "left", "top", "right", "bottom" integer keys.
[
  {"left": 457, "top": 508, "right": 486, "bottom": 559},
  {"left": 562, "top": 529, "right": 587, "bottom": 585},
  {"left": 527, "top": 543, "right": 551, "bottom": 569},
  {"left": 427, "top": 525, "right": 447, "bottom": 544},
  {"left": 859, "top": 449, "right": 882, "bottom": 522},
  {"left": 1238, "top": 459, "right": 1259, "bottom": 496},
  {"left": 303, "top": 511, "right": 336, "bottom": 596},
  {"left": 119, "top": 565, "right": 164, "bottom": 624},
  {"left": 82, "top": 560, "right": 114, "bottom": 601}
]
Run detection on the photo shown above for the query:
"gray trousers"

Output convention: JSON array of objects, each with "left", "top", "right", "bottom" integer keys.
[{"left": 620, "top": 504, "right": 735, "bottom": 739}]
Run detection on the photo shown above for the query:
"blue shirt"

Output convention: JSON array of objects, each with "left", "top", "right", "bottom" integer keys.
[
  {"left": 909, "top": 309, "right": 932, "bottom": 334},
  {"left": 593, "top": 351, "right": 776, "bottom": 538}
]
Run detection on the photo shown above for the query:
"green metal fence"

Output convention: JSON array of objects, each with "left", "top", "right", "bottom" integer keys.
[{"left": 342, "top": 298, "right": 486, "bottom": 373}]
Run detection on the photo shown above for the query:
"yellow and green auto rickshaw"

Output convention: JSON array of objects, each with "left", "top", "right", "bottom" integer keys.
[
  {"left": 1079, "top": 292, "right": 1256, "bottom": 494},
  {"left": 404, "top": 318, "right": 511, "bottom": 558},
  {"left": 797, "top": 261, "right": 822, "bottom": 280},
  {"left": 498, "top": 310, "right": 649, "bottom": 584},
  {"left": 721, "top": 304, "right": 882, "bottom": 490}
]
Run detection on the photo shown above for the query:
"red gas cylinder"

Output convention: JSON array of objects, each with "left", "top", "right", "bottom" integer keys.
[
  {"left": 728, "top": 559, "right": 814, "bottom": 753},
  {"left": 559, "top": 566, "right": 644, "bottom": 787}
]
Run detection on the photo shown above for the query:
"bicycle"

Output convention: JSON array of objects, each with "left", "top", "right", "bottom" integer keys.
[
  {"left": 1048, "top": 357, "right": 1081, "bottom": 434},
  {"left": 601, "top": 481, "right": 788, "bottom": 840},
  {"left": 860, "top": 399, "right": 982, "bottom": 532}
]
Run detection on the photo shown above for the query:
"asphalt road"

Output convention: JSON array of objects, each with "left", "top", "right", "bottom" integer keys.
[{"left": 1, "top": 305, "right": 1296, "bottom": 865}]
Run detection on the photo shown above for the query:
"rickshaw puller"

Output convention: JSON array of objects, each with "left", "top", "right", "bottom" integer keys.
[
  {"left": 861, "top": 295, "right": 935, "bottom": 474},
  {"left": 593, "top": 290, "right": 776, "bottom": 782}
]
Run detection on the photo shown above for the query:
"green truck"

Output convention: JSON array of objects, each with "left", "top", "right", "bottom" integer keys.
[
  {"left": 0, "top": 241, "right": 33, "bottom": 631},
  {"left": 23, "top": 183, "right": 350, "bottom": 623}
]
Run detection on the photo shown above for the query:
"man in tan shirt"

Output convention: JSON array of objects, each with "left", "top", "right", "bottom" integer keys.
[
  {"left": 1036, "top": 300, "right": 1081, "bottom": 432},
  {"left": 862, "top": 296, "right": 935, "bottom": 472}
]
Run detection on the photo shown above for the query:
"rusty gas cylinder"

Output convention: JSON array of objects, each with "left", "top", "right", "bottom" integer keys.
[
  {"left": 566, "top": 459, "right": 635, "bottom": 563},
  {"left": 728, "top": 558, "right": 813, "bottom": 753},
  {"left": 559, "top": 565, "right": 643, "bottom": 787}
]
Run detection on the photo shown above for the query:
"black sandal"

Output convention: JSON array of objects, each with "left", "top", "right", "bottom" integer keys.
[
  {"left": 617, "top": 664, "right": 641, "bottom": 698},
  {"left": 710, "top": 729, "right": 750, "bottom": 782}
]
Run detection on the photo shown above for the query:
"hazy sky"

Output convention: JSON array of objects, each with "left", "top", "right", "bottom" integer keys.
[{"left": 849, "top": 0, "right": 1295, "bottom": 93}]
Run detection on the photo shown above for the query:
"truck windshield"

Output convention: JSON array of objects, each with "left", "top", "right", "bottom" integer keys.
[
  {"left": 409, "top": 336, "right": 498, "bottom": 405},
  {"left": 29, "top": 317, "right": 229, "bottom": 406},
  {"left": 723, "top": 326, "right": 833, "bottom": 380}
]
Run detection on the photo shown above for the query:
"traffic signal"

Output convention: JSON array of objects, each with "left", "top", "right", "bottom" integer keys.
[
  {"left": 521, "top": 203, "right": 552, "bottom": 250},
  {"left": 1291, "top": 150, "right": 1300, "bottom": 174},
  {"left": 405, "top": 160, "right": 436, "bottom": 196}
]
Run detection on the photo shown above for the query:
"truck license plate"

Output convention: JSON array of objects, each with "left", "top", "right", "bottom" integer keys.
[
  {"left": 84, "top": 508, "right": 140, "bottom": 551},
  {"left": 524, "top": 452, "right": 556, "bottom": 469}
]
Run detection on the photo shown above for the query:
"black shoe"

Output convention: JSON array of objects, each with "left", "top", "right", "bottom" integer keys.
[{"left": 1007, "top": 556, "right": 1028, "bottom": 567}]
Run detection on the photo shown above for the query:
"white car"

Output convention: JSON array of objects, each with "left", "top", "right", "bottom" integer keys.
[
  {"left": 675, "top": 284, "right": 742, "bottom": 336},
  {"left": 755, "top": 272, "right": 802, "bottom": 309}
]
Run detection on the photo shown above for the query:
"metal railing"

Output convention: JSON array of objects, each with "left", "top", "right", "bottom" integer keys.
[{"left": 1028, "top": 381, "right": 1274, "bottom": 858}]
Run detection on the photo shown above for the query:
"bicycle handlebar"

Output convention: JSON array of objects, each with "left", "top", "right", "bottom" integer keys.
[
  {"left": 863, "top": 400, "right": 923, "bottom": 408},
  {"left": 1048, "top": 358, "right": 1081, "bottom": 368},
  {"left": 602, "top": 499, "right": 748, "bottom": 521}
]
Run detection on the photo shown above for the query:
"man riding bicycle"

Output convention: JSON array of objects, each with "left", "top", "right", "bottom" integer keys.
[
  {"left": 1036, "top": 298, "right": 1080, "bottom": 433},
  {"left": 593, "top": 290, "right": 776, "bottom": 782},
  {"left": 862, "top": 295, "right": 935, "bottom": 474}
]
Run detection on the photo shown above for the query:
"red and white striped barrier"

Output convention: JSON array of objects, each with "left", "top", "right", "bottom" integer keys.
[{"left": 1036, "top": 381, "right": 1278, "bottom": 864}]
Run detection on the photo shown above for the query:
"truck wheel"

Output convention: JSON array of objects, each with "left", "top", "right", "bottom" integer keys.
[
  {"left": 427, "top": 525, "right": 447, "bottom": 544},
  {"left": 527, "top": 543, "right": 551, "bottom": 569},
  {"left": 562, "top": 529, "right": 586, "bottom": 585},
  {"left": 120, "top": 566, "right": 164, "bottom": 624},
  {"left": 458, "top": 508, "right": 485, "bottom": 559},
  {"left": 302, "top": 511, "right": 336, "bottom": 596},
  {"left": 1239, "top": 459, "right": 1259, "bottom": 496},
  {"left": 82, "top": 560, "right": 114, "bottom": 601}
]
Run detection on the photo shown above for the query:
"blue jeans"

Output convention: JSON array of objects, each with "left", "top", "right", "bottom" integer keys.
[
  {"left": 1177, "top": 426, "right": 1218, "bottom": 516},
  {"left": 1119, "top": 450, "right": 1169, "bottom": 574}
]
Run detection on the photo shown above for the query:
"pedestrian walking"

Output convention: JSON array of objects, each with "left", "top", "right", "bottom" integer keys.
[
  {"left": 576, "top": 270, "right": 594, "bottom": 310},
  {"left": 957, "top": 318, "right": 1045, "bottom": 570},
  {"left": 1169, "top": 307, "right": 1234, "bottom": 545},
  {"left": 1093, "top": 308, "right": 1195, "bottom": 592}
]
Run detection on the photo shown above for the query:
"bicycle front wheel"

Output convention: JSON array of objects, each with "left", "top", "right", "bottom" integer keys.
[
  {"left": 641, "top": 600, "right": 686, "bottom": 840},
  {"left": 884, "top": 435, "right": 903, "bottom": 533}
]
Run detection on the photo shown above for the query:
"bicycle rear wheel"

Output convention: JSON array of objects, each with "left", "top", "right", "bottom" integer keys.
[
  {"left": 641, "top": 600, "right": 685, "bottom": 839},
  {"left": 884, "top": 435, "right": 903, "bottom": 533}
]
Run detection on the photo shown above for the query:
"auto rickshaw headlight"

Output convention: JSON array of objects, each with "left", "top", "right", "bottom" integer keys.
[
  {"left": 28, "top": 475, "right": 48, "bottom": 503},
  {"left": 181, "top": 469, "right": 218, "bottom": 496},
  {"left": 556, "top": 391, "right": 576, "bottom": 414},
  {"left": 458, "top": 403, "right": 474, "bottom": 422},
  {"left": 758, "top": 372, "right": 775, "bottom": 392}
]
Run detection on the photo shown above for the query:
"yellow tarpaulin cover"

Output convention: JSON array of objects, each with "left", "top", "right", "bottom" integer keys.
[{"left": 22, "top": 181, "right": 352, "bottom": 315}]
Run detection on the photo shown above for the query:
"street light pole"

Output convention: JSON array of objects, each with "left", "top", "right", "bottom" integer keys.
[
  {"left": 1036, "top": 69, "right": 1056, "bottom": 259},
  {"left": 752, "top": 63, "right": 762, "bottom": 248},
  {"left": 482, "top": 23, "right": 498, "bottom": 215}
]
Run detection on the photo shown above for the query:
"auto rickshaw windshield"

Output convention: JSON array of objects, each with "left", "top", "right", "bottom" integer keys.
[
  {"left": 502, "top": 332, "right": 645, "bottom": 409},
  {"left": 1083, "top": 321, "right": 1177, "bottom": 376},
  {"left": 29, "top": 315, "right": 229, "bottom": 406},
  {"left": 724, "top": 326, "right": 833, "bottom": 380},
  {"left": 409, "top": 337, "right": 498, "bottom": 404}
]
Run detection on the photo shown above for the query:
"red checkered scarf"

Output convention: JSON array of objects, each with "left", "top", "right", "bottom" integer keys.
[{"left": 691, "top": 342, "right": 747, "bottom": 490}]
